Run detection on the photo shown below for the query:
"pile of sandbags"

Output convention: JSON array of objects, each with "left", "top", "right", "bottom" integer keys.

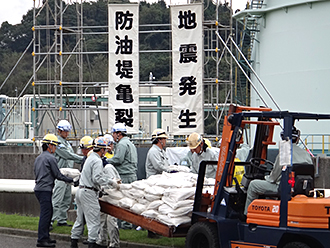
[{"left": 102, "top": 171, "right": 215, "bottom": 227}]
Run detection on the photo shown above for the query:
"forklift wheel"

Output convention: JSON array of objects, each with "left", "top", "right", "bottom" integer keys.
[
  {"left": 185, "top": 222, "right": 219, "bottom": 248},
  {"left": 283, "top": 242, "right": 310, "bottom": 248}
]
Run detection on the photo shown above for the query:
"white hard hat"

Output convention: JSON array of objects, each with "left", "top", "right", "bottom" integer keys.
[
  {"left": 56, "top": 120, "right": 72, "bottom": 132},
  {"left": 94, "top": 136, "right": 109, "bottom": 149},
  {"left": 104, "top": 134, "right": 114, "bottom": 145},
  {"left": 151, "top": 129, "right": 168, "bottom": 141},
  {"left": 111, "top": 123, "right": 127, "bottom": 133}
]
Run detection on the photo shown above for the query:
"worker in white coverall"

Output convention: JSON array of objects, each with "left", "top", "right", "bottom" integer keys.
[
  {"left": 70, "top": 136, "right": 120, "bottom": 248},
  {"left": 244, "top": 127, "right": 313, "bottom": 215},
  {"left": 97, "top": 134, "right": 121, "bottom": 248},
  {"left": 51, "top": 120, "right": 83, "bottom": 228},
  {"left": 106, "top": 122, "right": 138, "bottom": 229},
  {"left": 145, "top": 129, "right": 170, "bottom": 178},
  {"left": 187, "top": 132, "right": 218, "bottom": 179}
]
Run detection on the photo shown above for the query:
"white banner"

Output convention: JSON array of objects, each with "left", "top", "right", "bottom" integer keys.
[
  {"left": 171, "top": 4, "right": 203, "bottom": 135},
  {"left": 108, "top": 4, "right": 139, "bottom": 133}
]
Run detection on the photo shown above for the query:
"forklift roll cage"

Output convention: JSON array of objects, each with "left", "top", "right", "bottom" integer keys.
[{"left": 191, "top": 105, "right": 330, "bottom": 248}]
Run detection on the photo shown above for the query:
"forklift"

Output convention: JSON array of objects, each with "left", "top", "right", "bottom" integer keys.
[{"left": 187, "top": 105, "right": 330, "bottom": 248}]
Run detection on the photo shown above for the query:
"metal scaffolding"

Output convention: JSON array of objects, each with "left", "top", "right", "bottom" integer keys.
[{"left": 1, "top": 0, "right": 252, "bottom": 146}]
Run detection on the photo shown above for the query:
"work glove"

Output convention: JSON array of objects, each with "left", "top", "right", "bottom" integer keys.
[
  {"left": 99, "top": 188, "right": 108, "bottom": 198},
  {"left": 73, "top": 176, "right": 80, "bottom": 187},
  {"left": 166, "top": 165, "right": 179, "bottom": 173}
]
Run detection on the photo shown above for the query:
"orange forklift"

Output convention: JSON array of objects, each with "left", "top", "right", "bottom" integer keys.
[{"left": 187, "top": 105, "right": 330, "bottom": 248}]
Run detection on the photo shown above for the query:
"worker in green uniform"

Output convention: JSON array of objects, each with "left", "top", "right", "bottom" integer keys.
[
  {"left": 51, "top": 120, "right": 83, "bottom": 228},
  {"left": 107, "top": 122, "right": 137, "bottom": 229}
]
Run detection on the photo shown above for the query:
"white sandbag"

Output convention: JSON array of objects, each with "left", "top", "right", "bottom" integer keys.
[
  {"left": 204, "top": 177, "right": 216, "bottom": 186},
  {"left": 141, "top": 209, "right": 158, "bottom": 219},
  {"left": 131, "top": 180, "right": 149, "bottom": 190},
  {"left": 103, "top": 188, "right": 124, "bottom": 200},
  {"left": 144, "top": 174, "right": 163, "bottom": 186},
  {"left": 137, "top": 198, "right": 150, "bottom": 205},
  {"left": 144, "top": 193, "right": 162, "bottom": 202},
  {"left": 157, "top": 214, "right": 191, "bottom": 227},
  {"left": 147, "top": 200, "right": 163, "bottom": 210},
  {"left": 158, "top": 203, "right": 173, "bottom": 215},
  {"left": 102, "top": 196, "right": 120, "bottom": 207},
  {"left": 119, "top": 198, "right": 136, "bottom": 209},
  {"left": 121, "top": 188, "right": 145, "bottom": 200},
  {"left": 163, "top": 187, "right": 196, "bottom": 201},
  {"left": 144, "top": 185, "right": 165, "bottom": 196},
  {"left": 162, "top": 196, "right": 194, "bottom": 210},
  {"left": 167, "top": 165, "right": 190, "bottom": 173},
  {"left": 167, "top": 206, "right": 193, "bottom": 218},
  {"left": 119, "top": 183, "right": 132, "bottom": 191},
  {"left": 60, "top": 168, "right": 80, "bottom": 178},
  {"left": 130, "top": 203, "right": 147, "bottom": 214},
  {"left": 203, "top": 186, "right": 215, "bottom": 194}
]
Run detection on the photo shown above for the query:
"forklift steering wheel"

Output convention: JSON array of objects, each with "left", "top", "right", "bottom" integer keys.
[{"left": 249, "top": 157, "right": 274, "bottom": 173}]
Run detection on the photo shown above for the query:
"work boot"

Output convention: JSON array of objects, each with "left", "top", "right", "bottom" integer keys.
[
  {"left": 88, "top": 242, "right": 100, "bottom": 248},
  {"left": 70, "top": 239, "right": 79, "bottom": 248}
]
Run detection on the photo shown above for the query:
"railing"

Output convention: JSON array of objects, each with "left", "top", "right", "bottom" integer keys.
[{"left": 301, "top": 134, "right": 330, "bottom": 155}]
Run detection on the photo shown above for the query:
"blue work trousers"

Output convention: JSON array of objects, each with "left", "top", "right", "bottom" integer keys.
[{"left": 35, "top": 190, "right": 53, "bottom": 242}]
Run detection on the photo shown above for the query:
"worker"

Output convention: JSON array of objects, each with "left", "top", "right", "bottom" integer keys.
[
  {"left": 107, "top": 122, "right": 138, "bottom": 229},
  {"left": 51, "top": 120, "right": 83, "bottom": 228},
  {"left": 187, "top": 132, "right": 218, "bottom": 178},
  {"left": 180, "top": 138, "right": 212, "bottom": 167},
  {"left": 145, "top": 129, "right": 170, "bottom": 178},
  {"left": 244, "top": 127, "right": 313, "bottom": 215},
  {"left": 71, "top": 136, "right": 120, "bottom": 248},
  {"left": 97, "top": 138, "right": 121, "bottom": 248},
  {"left": 104, "top": 134, "right": 114, "bottom": 159},
  {"left": 79, "top": 136, "right": 94, "bottom": 171},
  {"left": 34, "top": 134, "right": 75, "bottom": 248}
]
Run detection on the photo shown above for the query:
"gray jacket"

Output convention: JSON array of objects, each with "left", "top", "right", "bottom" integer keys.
[
  {"left": 145, "top": 144, "right": 170, "bottom": 178},
  {"left": 34, "top": 151, "right": 73, "bottom": 192},
  {"left": 80, "top": 152, "right": 115, "bottom": 190}
]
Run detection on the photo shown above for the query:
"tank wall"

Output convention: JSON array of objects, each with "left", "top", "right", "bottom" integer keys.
[{"left": 251, "top": 1, "right": 330, "bottom": 141}]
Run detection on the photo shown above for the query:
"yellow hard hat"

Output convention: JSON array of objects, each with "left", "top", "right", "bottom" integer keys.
[
  {"left": 151, "top": 129, "right": 168, "bottom": 140},
  {"left": 187, "top": 132, "right": 202, "bottom": 149},
  {"left": 42, "top": 134, "right": 59, "bottom": 146},
  {"left": 79, "top": 136, "right": 93, "bottom": 149}
]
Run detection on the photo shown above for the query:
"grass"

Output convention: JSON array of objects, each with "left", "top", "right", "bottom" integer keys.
[{"left": 0, "top": 213, "right": 186, "bottom": 247}]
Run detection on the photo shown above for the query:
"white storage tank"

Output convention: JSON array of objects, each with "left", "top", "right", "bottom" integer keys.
[{"left": 234, "top": 0, "right": 330, "bottom": 149}]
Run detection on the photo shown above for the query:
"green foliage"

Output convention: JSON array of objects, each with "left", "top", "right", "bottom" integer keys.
[
  {"left": 0, "top": 213, "right": 185, "bottom": 247},
  {"left": 0, "top": 0, "right": 246, "bottom": 134}
]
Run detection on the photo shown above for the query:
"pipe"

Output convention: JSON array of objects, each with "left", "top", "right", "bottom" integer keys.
[{"left": 0, "top": 179, "right": 77, "bottom": 194}]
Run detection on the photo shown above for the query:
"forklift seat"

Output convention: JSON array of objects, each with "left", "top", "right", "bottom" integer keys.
[
  {"left": 258, "top": 163, "right": 315, "bottom": 200},
  {"left": 292, "top": 163, "right": 314, "bottom": 197}
]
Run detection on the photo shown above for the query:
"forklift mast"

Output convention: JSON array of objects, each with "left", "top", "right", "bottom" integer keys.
[{"left": 212, "top": 105, "right": 276, "bottom": 212}]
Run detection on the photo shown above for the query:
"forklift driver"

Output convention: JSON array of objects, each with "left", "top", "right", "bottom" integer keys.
[{"left": 244, "top": 127, "right": 313, "bottom": 215}]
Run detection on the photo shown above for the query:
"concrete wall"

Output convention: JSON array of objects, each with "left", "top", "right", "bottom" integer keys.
[
  {"left": 0, "top": 146, "right": 150, "bottom": 216},
  {"left": 0, "top": 147, "right": 330, "bottom": 216}
]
